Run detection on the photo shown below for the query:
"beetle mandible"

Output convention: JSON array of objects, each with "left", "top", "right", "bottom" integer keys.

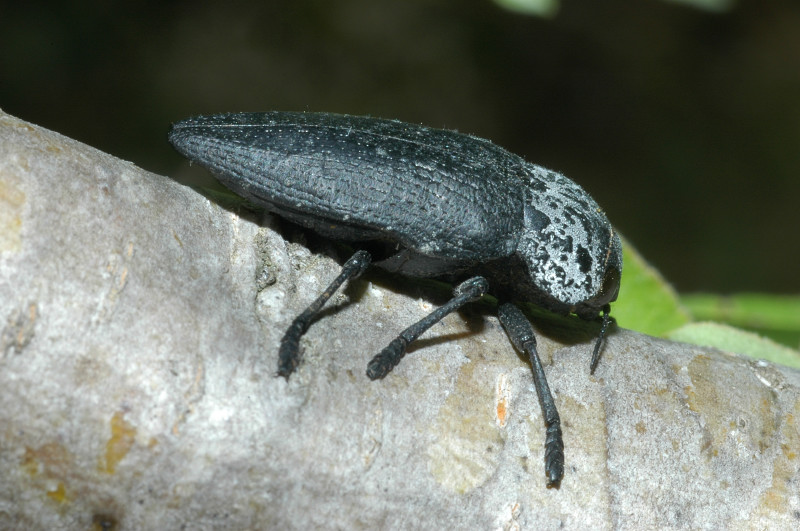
[{"left": 168, "top": 111, "right": 623, "bottom": 488}]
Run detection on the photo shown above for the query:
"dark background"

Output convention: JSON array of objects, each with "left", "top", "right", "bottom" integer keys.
[{"left": 2, "top": 0, "right": 798, "bottom": 294}]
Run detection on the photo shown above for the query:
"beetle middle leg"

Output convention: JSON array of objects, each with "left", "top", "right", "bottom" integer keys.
[
  {"left": 366, "top": 276, "right": 489, "bottom": 380},
  {"left": 277, "top": 249, "right": 372, "bottom": 380},
  {"left": 497, "top": 302, "right": 565, "bottom": 488}
]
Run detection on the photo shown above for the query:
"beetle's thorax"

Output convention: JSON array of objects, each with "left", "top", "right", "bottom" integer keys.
[{"left": 513, "top": 163, "right": 622, "bottom": 314}]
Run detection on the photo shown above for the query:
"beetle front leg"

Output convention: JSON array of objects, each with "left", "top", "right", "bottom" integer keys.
[
  {"left": 366, "top": 276, "right": 488, "bottom": 380},
  {"left": 497, "top": 302, "right": 565, "bottom": 488},
  {"left": 277, "top": 250, "right": 372, "bottom": 380}
]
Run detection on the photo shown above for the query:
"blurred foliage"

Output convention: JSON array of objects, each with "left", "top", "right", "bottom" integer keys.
[
  {"left": 668, "top": 322, "right": 800, "bottom": 368},
  {"left": 613, "top": 237, "right": 692, "bottom": 336},
  {"left": 493, "top": 0, "right": 736, "bottom": 17},
  {"left": 681, "top": 293, "right": 800, "bottom": 350},
  {"left": 662, "top": 0, "right": 737, "bottom": 12},
  {"left": 2, "top": 1, "right": 798, "bottom": 296},
  {"left": 617, "top": 238, "right": 800, "bottom": 368},
  {"left": 493, "top": 0, "right": 560, "bottom": 17}
]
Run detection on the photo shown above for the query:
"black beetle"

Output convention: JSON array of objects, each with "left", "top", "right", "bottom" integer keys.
[{"left": 168, "top": 112, "right": 623, "bottom": 487}]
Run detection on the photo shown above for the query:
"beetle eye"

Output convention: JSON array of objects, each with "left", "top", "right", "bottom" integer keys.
[
  {"left": 596, "top": 267, "right": 620, "bottom": 306},
  {"left": 573, "top": 266, "right": 619, "bottom": 319}
]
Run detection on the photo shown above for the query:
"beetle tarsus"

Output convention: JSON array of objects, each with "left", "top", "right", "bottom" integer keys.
[
  {"left": 277, "top": 250, "right": 372, "bottom": 380},
  {"left": 544, "top": 420, "right": 564, "bottom": 488},
  {"left": 366, "top": 276, "right": 488, "bottom": 380},
  {"left": 277, "top": 324, "right": 303, "bottom": 380},
  {"left": 366, "top": 337, "right": 409, "bottom": 380}
]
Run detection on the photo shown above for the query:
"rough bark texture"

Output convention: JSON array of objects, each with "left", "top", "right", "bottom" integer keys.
[{"left": 1, "top": 110, "right": 799, "bottom": 529}]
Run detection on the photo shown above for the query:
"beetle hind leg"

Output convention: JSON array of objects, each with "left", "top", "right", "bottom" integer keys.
[
  {"left": 277, "top": 250, "right": 372, "bottom": 380},
  {"left": 366, "top": 276, "right": 488, "bottom": 380}
]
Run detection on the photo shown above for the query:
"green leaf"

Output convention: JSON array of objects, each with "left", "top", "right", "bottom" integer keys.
[
  {"left": 681, "top": 293, "right": 800, "bottom": 348},
  {"left": 667, "top": 322, "right": 800, "bottom": 368},
  {"left": 611, "top": 237, "right": 691, "bottom": 337},
  {"left": 612, "top": 239, "right": 800, "bottom": 367}
]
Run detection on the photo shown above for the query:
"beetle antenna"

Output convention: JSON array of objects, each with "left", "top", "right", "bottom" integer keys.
[{"left": 589, "top": 304, "right": 612, "bottom": 374}]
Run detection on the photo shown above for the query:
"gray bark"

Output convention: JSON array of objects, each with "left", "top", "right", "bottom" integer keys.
[{"left": 1, "top": 110, "right": 798, "bottom": 530}]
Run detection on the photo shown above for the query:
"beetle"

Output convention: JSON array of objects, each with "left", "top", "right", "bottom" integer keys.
[{"left": 168, "top": 111, "right": 623, "bottom": 487}]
